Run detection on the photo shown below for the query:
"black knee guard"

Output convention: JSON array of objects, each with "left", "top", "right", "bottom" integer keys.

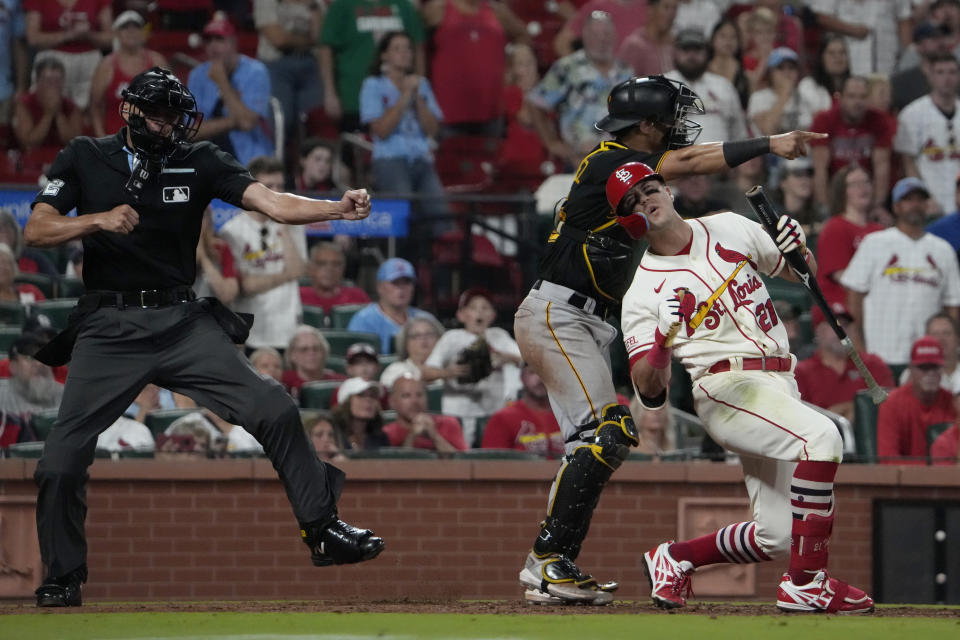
[{"left": 534, "top": 404, "right": 639, "bottom": 559}]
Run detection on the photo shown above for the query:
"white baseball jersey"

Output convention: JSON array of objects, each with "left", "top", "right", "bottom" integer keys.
[
  {"left": 621, "top": 212, "right": 791, "bottom": 382},
  {"left": 807, "top": 0, "right": 911, "bottom": 76},
  {"left": 894, "top": 95, "right": 960, "bottom": 215},
  {"left": 747, "top": 88, "right": 820, "bottom": 133},
  {"left": 219, "top": 213, "right": 307, "bottom": 349},
  {"left": 664, "top": 70, "right": 748, "bottom": 143},
  {"left": 839, "top": 227, "right": 960, "bottom": 364}
]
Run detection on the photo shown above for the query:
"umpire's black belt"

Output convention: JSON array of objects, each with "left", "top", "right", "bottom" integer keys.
[
  {"left": 532, "top": 280, "right": 608, "bottom": 318},
  {"left": 81, "top": 286, "right": 196, "bottom": 309}
]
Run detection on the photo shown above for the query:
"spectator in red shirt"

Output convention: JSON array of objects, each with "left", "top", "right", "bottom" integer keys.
[
  {"left": 795, "top": 302, "right": 893, "bottom": 422},
  {"left": 281, "top": 325, "right": 347, "bottom": 400},
  {"left": 0, "top": 208, "right": 58, "bottom": 277},
  {"left": 383, "top": 373, "right": 467, "bottom": 452},
  {"left": 495, "top": 42, "right": 548, "bottom": 190},
  {"left": 481, "top": 363, "right": 563, "bottom": 458},
  {"left": 13, "top": 57, "right": 82, "bottom": 152},
  {"left": 422, "top": 0, "right": 528, "bottom": 136},
  {"left": 813, "top": 165, "right": 886, "bottom": 321},
  {"left": 877, "top": 336, "right": 957, "bottom": 464},
  {"left": 299, "top": 242, "right": 370, "bottom": 313},
  {"left": 24, "top": 0, "right": 112, "bottom": 110},
  {"left": 810, "top": 76, "right": 894, "bottom": 213}
]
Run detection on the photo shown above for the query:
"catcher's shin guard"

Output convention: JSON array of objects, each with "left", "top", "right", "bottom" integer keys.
[{"left": 534, "top": 404, "right": 638, "bottom": 559}]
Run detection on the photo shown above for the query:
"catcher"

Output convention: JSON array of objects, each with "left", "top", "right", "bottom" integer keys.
[{"left": 423, "top": 288, "right": 522, "bottom": 446}]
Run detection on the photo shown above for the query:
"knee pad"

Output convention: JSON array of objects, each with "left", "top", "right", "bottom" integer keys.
[{"left": 534, "top": 405, "right": 639, "bottom": 558}]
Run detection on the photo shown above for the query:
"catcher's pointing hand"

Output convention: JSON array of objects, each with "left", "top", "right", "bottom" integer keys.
[
  {"left": 775, "top": 214, "right": 807, "bottom": 256},
  {"left": 656, "top": 297, "right": 684, "bottom": 348},
  {"left": 770, "top": 131, "right": 828, "bottom": 159}
]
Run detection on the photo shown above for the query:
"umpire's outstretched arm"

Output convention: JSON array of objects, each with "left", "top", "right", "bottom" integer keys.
[{"left": 241, "top": 182, "right": 371, "bottom": 224}]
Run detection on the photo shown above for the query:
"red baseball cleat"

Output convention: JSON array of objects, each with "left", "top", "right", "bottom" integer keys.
[
  {"left": 777, "top": 571, "right": 875, "bottom": 614},
  {"left": 643, "top": 541, "right": 695, "bottom": 609}
]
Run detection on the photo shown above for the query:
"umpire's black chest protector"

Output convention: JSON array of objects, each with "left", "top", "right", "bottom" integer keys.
[
  {"left": 32, "top": 130, "right": 254, "bottom": 292},
  {"left": 538, "top": 142, "right": 666, "bottom": 301}
]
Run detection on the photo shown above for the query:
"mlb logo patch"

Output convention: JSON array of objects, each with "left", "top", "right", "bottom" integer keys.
[
  {"left": 42, "top": 179, "right": 64, "bottom": 196},
  {"left": 163, "top": 186, "right": 190, "bottom": 203}
]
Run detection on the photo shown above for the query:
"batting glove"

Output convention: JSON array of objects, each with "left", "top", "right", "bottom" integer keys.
[
  {"left": 775, "top": 215, "right": 807, "bottom": 256},
  {"left": 655, "top": 297, "right": 684, "bottom": 348}
]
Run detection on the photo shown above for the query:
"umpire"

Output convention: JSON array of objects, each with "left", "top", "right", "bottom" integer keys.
[{"left": 26, "top": 67, "right": 384, "bottom": 608}]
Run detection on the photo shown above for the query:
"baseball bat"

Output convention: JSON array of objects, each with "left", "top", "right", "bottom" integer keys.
[{"left": 745, "top": 185, "right": 888, "bottom": 404}]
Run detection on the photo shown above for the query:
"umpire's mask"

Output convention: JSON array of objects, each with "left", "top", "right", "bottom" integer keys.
[{"left": 120, "top": 66, "right": 203, "bottom": 164}]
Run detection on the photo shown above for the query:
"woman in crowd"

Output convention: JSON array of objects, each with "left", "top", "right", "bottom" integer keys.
[
  {"left": 282, "top": 325, "right": 347, "bottom": 400},
  {"left": 304, "top": 410, "right": 347, "bottom": 462},
  {"left": 330, "top": 378, "right": 389, "bottom": 451},
  {"left": 797, "top": 35, "right": 850, "bottom": 117},
  {"left": 380, "top": 316, "right": 445, "bottom": 390},
  {"left": 707, "top": 19, "right": 749, "bottom": 110},
  {"left": 629, "top": 396, "right": 678, "bottom": 457}
]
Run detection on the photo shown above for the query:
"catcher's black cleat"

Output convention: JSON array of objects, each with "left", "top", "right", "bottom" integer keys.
[
  {"left": 35, "top": 569, "right": 84, "bottom": 607},
  {"left": 301, "top": 518, "right": 385, "bottom": 566}
]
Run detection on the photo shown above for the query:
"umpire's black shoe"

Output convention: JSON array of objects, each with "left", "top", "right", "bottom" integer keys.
[
  {"left": 301, "top": 517, "right": 385, "bottom": 566},
  {"left": 35, "top": 570, "right": 84, "bottom": 607}
]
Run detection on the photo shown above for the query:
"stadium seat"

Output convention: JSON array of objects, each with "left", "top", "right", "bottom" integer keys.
[
  {"left": 320, "top": 330, "right": 380, "bottom": 357},
  {"left": 330, "top": 304, "right": 366, "bottom": 329},
  {"left": 29, "top": 299, "right": 78, "bottom": 331},
  {"left": 15, "top": 273, "right": 56, "bottom": 298},
  {"left": 144, "top": 408, "right": 199, "bottom": 437},
  {"left": 0, "top": 301, "right": 25, "bottom": 326},
  {"left": 118, "top": 449, "right": 155, "bottom": 459},
  {"left": 300, "top": 380, "right": 341, "bottom": 410},
  {"left": 0, "top": 326, "right": 20, "bottom": 352},
  {"left": 426, "top": 381, "right": 443, "bottom": 413},
  {"left": 347, "top": 447, "right": 438, "bottom": 460},
  {"left": 303, "top": 305, "right": 326, "bottom": 329},
  {"left": 454, "top": 449, "right": 541, "bottom": 460},
  {"left": 6, "top": 441, "right": 44, "bottom": 458},
  {"left": 378, "top": 353, "right": 399, "bottom": 368},
  {"left": 927, "top": 421, "right": 952, "bottom": 463},
  {"left": 31, "top": 408, "right": 59, "bottom": 441},
  {"left": 852, "top": 389, "right": 879, "bottom": 463},
  {"left": 57, "top": 277, "right": 85, "bottom": 298},
  {"left": 326, "top": 355, "right": 347, "bottom": 374}
]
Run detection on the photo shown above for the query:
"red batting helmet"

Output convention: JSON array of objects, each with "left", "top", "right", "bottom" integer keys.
[{"left": 605, "top": 162, "right": 664, "bottom": 239}]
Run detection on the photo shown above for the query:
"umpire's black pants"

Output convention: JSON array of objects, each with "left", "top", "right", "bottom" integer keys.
[{"left": 35, "top": 301, "right": 337, "bottom": 580}]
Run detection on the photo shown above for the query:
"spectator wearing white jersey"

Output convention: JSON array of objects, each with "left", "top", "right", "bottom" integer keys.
[
  {"left": 664, "top": 29, "right": 747, "bottom": 144},
  {"left": 841, "top": 177, "right": 960, "bottom": 369},
  {"left": 895, "top": 53, "right": 960, "bottom": 217}
]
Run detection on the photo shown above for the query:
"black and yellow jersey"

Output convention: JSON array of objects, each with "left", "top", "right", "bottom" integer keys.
[{"left": 538, "top": 141, "right": 667, "bottom": 302}]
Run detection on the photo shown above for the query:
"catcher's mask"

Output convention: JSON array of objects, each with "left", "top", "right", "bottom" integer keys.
[
  {"left": 595, "top": 75, "right": 704, "bottom": 150},
  {"left": 121, "top": 66, "right": 202, "bottom": 163}
]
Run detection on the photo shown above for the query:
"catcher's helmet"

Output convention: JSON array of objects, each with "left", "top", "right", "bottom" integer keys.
[
  {"left": 595, "top": 75, "right": 704, "bottom": 149},
  {"left": 121, "top": 66, "right": 202, "bottom": 161},
  {"left": 605, "top": 162, "right": 665, "bottom": 239}
]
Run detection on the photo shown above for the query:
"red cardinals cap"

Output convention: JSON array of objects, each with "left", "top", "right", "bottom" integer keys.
[
  {"left": 910, "top": 335, "right": 945, "bottom": 367},
  {"left": 458, "top": 287, "right": 493, "bottom": 310},
  {"left": 345, "top": 342, "right": 378, "bottom": 363},
  {"left": 203, "top": 12, "right": 237, "bottom": 38},
  {"left": 606, "top": 162, "right": 664, "bottom": 212}
]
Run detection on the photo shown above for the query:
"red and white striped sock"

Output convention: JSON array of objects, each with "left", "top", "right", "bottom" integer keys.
[{"left": 669, "top": 521, "right": 771, "bottom": 568}]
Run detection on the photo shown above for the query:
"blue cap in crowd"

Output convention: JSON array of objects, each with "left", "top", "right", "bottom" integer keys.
[
  {"left": 767, "top": 47, "right": 799, "bottom": 70},
  {"left": 377, "top": 257, "right": 416, "bottom": 282},
  {"left": 891, "top": 177, "right": 930, "bottom": 204}
]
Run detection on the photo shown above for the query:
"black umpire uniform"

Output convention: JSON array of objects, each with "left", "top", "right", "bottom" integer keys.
[{"left": 30, "top": 68, "right": 381, "bottom": 607}]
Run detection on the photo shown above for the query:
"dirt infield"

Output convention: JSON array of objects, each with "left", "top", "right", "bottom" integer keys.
[{"left": 3, "top": 600, "right": 958, "bottom": 618}]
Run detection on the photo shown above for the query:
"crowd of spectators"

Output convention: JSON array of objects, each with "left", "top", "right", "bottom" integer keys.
[{"left": 4, "top": 1, "right": 960, "bottom": 465}]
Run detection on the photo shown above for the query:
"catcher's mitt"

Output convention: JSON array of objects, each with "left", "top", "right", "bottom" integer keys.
[{"left": 456, "top": 336, "right": 493, "bottom": 383}]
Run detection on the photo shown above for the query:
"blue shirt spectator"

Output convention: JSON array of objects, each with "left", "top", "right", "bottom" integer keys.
[
  {"left": 927, "top": 211, "right": 960, "bottom": 253},
  {"left": 347, "top": 257, "right": 437, "bottom": 353},
  {"left": 188, "top": 14, "right": 274, "bottom": 166},
  {"left": 360, "top": 74, "right": 442, "bottom": 161}
]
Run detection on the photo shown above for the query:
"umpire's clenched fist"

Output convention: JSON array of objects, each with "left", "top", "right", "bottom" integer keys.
[{"left": 96, "top": 204, "right": 140, "bottom": 234}]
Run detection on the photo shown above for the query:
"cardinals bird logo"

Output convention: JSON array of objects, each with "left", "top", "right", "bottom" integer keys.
[{"left": 715, "top": 242, "right": 757, "bottom": 270}]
